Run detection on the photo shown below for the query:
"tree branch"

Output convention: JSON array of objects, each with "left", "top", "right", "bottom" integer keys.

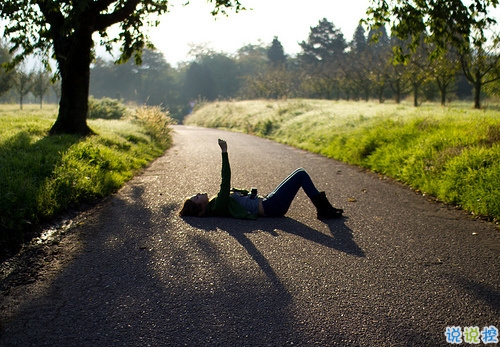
[
  {"left": 94, "top": 0, "right": 142, "bottom": 31},
  {"left": 35, "top": 0, "right": 64, "bottom": 27},
  {"left": 91, "top": 0, "right": 118, "bottom": 14}
]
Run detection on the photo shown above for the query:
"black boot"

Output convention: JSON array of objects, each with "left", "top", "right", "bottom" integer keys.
[{"left": 311, "top": 191, "right": 343, "bottom": 219}]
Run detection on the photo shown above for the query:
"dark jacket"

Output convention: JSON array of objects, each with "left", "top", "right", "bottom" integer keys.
[{"left": 205, "top": 152, "right": 258, "bottom": 219}]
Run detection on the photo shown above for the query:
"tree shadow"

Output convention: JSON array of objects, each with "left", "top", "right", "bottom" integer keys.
[
  {"left": 451, "top": 275, "right": 500, "bottom": 315},
  {"left": 1, "top": 188, "right": 325, "bottom": 346}
]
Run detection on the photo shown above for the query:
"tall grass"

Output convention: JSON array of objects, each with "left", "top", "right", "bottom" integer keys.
[
  {"left": 185, "top": 99, "right": 500, "bottom": 222},
  {"left": 0, "top": 104, "right": 173, "bottom": 254}
]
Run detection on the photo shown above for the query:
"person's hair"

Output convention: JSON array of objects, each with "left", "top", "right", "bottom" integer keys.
[{"left": 179, "top": 199, "right": 204, "bottom": 217}]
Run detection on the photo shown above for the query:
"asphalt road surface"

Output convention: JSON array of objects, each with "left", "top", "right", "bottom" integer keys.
[{"left": 1, "top": 125, "right": 499, "bottom": 346}]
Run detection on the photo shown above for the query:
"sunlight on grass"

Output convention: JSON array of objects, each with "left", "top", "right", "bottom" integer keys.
[
  {"left": 0, "top": 104, "right": 173, "bottom": 251},
  {"left": 186, "top": 99, "right": 500, "bottom": 222}
]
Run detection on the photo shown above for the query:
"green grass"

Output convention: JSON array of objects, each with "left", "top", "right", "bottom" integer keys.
[
  {"left": 185, "top": 99, "right": 500, "bottom": 222},
  {"left": 1, "top": 104, "right": 173, "bottom": 253}
]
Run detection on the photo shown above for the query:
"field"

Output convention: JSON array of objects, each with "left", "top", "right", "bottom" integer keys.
[
  {"left": 185, "top": 99, "right": 500, "bottom": 223},
  {"left": 0, "top": 104, "right": 173, "bottom": 254}
]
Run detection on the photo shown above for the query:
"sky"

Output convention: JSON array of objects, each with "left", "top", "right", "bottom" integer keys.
[{"left": 142, "top": 0, "right": 372, "bottom": 65}]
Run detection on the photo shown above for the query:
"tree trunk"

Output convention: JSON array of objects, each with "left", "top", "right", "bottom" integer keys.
[
  {"left": 438, "top": 78, "right": 450, "bottom": 106},
  {"left": 49, "top": 28, "right": 94, "bottom": 136},
  {"left": 394, "top": 80, "right": 401, "bottom": 104},
  {"left": 378, "top": 92, "right": 384, "bottom": 103},
  {"left": 413, "top": 84, "right": 418, "bottom": 107},
  {"left": 474, "top": 81, "right": 481, "bottom": 109},
  {"left": 440, "top": 87, "right": 446, "bottom": 106}
]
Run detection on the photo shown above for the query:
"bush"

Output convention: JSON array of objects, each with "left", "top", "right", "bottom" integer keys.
[
  {"left": 88, "top": 97, "right": 130, "bottom": 119},
  {"left": 134, "top": 106, "right": 176, "bottom": 149}
]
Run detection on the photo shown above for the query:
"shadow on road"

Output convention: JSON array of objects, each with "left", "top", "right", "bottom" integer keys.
[
  {"left": 451, "top": 275, "right": 500, "bottom": 314},
  {"left": 2, "top": 189, "right": 317, "bottom": 345},
  {"left": 182, "top": 215, "right": 364, "bottom": 297},
  {"left": 183, "top": 215, "right": 365, "bottom": 259}
]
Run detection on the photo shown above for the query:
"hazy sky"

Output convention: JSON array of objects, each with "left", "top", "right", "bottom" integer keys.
[{"left": 144, "top": 0, "right": 372, "bottom": 65}]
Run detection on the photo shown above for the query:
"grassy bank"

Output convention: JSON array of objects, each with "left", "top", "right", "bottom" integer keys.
[
  {"left": 1, "top": 104, "right": 173, "bottom": 253},
  {"left": 185, "top": 99, "right": 500, "bottom": 222}
]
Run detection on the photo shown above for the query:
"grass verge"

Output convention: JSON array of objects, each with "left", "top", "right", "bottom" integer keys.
[
  {"left": 1, "top": 104, "right": 173, "bottom": 256},
  {"left": 185, "top": 99, "right": 500, "bottom": 223}
]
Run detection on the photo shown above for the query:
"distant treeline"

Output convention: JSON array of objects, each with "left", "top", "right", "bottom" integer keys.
[{"left": 3, "top": 17, "right": 500, "bottom": 121}]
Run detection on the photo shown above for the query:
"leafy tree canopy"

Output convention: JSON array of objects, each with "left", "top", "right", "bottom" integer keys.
[
  {"left": 351, "top": 24, "right": 367, "bottom": 53},
  {"left": 0, "top": 40, "right": 14, "bottom": 97},
  {"left": 0, "top": 0, "right": 244, "bottom": 135},
  {"left": 299, "top": 18, "right": 347, "bottom": 63},
  {"left": 366, "top": 0, "right": 499, "bottom": 56},
  {"left": 267, "top": 37, "right": 287, "bottom": 67},
  {"left": 0, "top": 0, "right": 244, "bottom": 68}
]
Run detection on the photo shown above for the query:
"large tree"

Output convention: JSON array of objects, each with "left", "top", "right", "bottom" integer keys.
[
  {"left": 299, "top": 18, "right": 347, "bottom": 63},
  {"left": 267, "top": 37, "right": 287, "bottom": 68},
  {"left": 431, "top": 48, "right": 461, "bottom": 105},
  {"left": 299, "top": 18, "right": 347, "bottom": 99},
  {"left": 460, "top": 31, "right": 500, "bottom": 109},
  {"left": 346, "top": 24, "right": 371, "bottom": 100},
  {"left": 366, "top": 0, "right": 500, "bottom": 108},
  {"left": 184, "top": 62, "right": 217, "bottom": 101},
  {"left": 366, "top": 0, "right": 499, "bottom": 56},
  {"left": 366, "top": 26, "right": 392, "bottom": 103},
  {"left": 195, "top": 50, "right": 241, "bottom": 99},
  {"left": 0, "top": 0, "right": 243, "bottom": 135}
]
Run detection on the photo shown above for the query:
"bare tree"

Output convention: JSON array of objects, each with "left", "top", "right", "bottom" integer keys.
[
  {"left": 460, "top": 29, "right": 500, "bottom": 108},
  {"left": 13, "top": 67, "right": 34, "bottom": 109},
  {"left": 32, "top": 68, "right": 52, "bottom": 108}
]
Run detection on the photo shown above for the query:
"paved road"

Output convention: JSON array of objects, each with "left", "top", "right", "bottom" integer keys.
[{"left": 1, "top": 125, "right": 499, "bottom": 346}]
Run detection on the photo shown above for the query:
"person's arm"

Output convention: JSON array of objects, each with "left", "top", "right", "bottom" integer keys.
[
  {"left": 218, "top": 139, "right": 227, "bottom": 153},
  {"left": 218, "top": 140, "right": 230, "bottom": 198},
  {"left": 212, "top": 140, "right": 231, "bottom": 214}
]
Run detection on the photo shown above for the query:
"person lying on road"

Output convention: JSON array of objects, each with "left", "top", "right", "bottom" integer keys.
[{"left": 179, "top": 139, "right": 343, "bottom": 220}]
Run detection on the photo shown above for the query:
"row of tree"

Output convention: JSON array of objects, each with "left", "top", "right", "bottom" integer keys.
[
  {"left": 0, "top": 43, "right": 59, "bottom": 107},
  {"left": 2, "top": 16, "right": 499, "bottom": 121},
  {"left": 2, "top": 0, "right": 499, "bottom": 135},
  {"left": 89, "top": 16, "right": 500, "bottom": 119}
]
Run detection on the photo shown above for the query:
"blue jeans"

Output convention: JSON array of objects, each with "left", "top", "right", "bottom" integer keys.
[{"left": 262, "top": 168, "right": 320, "bottom": 217}]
